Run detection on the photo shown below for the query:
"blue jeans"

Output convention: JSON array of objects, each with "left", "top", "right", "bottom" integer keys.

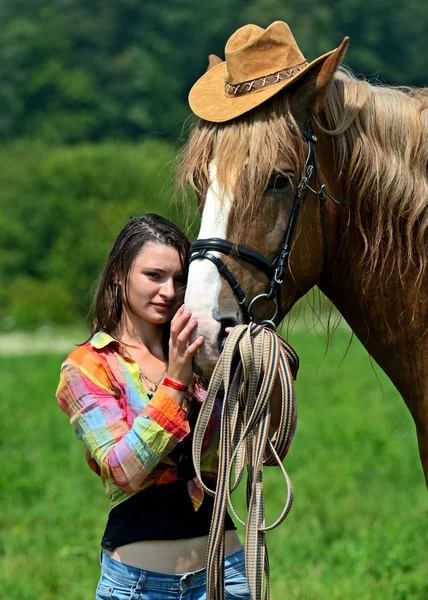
[{"left": 96, "top": 548, "right": 250, "bottom": 599}]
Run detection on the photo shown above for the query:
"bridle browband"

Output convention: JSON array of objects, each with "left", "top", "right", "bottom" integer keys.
[{"left": 189, "top": 129, "right": 340, "bottom": 329}]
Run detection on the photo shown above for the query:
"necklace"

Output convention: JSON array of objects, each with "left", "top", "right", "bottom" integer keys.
[
  {"left": 139, "top": 367, "right": 166, "bottom": 399},
  {"left": 118, "top": 341, "right": 166, "bottom": 399}
]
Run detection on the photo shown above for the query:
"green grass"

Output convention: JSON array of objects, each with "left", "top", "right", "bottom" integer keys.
[{"left": 1, "top": 327, "right": 426, "bottom": 599}]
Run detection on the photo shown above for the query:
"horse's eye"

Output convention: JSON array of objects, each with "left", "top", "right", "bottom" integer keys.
[{"left": 268, "top": 173, "right": 291, "bottom": 194}]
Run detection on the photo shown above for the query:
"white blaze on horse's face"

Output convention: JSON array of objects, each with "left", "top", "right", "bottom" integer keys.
[{"left": 185, "top": 162, "right": 237, "bottom": 375}]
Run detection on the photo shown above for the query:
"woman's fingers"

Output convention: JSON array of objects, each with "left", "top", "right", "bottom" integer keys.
[
  {"left": 170, "top": 304, "right": 184, "bottom": 328},
  {"left": 169, "top": 307, "right": 204, "bottom": 364},
  {"left": 170, "top": 306, "right": 191, "bottom": 337},
  {"left": 176, "top": 317, "right": 198, "bottom": 346},
  {"left": 186, "top": 335, "right": 205, "bottom": 357},
  {"left": 172, "top": 305, "right": 185, "bottom": 318}
]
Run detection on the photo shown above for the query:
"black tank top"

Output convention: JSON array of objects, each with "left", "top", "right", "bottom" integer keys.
[
  {"left": 101, "top": 477, "right": 236, "bottom": 551},
  {"left": 101, "top": 407, "right": 236, "bottom": 550}
]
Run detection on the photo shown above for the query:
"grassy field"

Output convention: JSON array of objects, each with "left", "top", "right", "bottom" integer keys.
[{"left": 1, "top": 324, "right": 426, "bottom": 599}]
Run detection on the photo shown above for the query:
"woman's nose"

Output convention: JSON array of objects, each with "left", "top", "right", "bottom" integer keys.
[{"left": 160, "top": 278, "right": 175, "bottom": 298}]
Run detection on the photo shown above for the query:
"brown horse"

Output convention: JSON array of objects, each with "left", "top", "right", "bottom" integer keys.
[{"left": 180, "top": 32, "right": 428, "bottom": 486}]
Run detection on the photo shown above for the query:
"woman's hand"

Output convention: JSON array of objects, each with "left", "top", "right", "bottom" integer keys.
[{"left": 166, "top": 305, "right": 204, "bottom": 387}]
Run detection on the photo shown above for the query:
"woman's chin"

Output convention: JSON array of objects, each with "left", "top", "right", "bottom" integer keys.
[
  {"left": 150, "top": 309, "right": 173, "bottom": 323},
  {"left": 132, "top": 308, "right": 169, "bottom": 325}
]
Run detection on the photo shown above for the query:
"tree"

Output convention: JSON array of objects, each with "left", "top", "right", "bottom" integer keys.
[{"left": 0, "top": 0, "right": 426, "bottom": 143}]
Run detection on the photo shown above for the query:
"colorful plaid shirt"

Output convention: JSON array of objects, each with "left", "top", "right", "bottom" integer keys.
[
  {"left": 56, "top": 332, "right": 221, "bottom": 511},
  {"left": 56, "top": 331, "right": 297, "bottom": 513}
]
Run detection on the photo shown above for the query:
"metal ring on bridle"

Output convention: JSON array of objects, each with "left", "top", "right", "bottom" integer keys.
[{"left": 247, "top": 293, "right": 278, "bottom": 330}]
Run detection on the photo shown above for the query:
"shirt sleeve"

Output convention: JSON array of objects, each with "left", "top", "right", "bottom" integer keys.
[{"left": 56, "top": 358, "right": 190, "bottom": 493}]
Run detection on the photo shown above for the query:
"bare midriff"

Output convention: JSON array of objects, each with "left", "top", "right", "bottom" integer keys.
[{"left": 106, "top": 530, "right": 242, "bottom": 573}]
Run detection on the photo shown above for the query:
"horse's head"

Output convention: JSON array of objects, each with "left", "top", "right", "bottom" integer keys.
[{"left": 182, "top": 23, "right": 348, "bottom": 375}]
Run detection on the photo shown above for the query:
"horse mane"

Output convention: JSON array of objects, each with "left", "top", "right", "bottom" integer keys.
[
  {"left": 178, "top": 68, "right": 428, "bottom": 293},
  {"left": 315, "top": 69, "right": 428, "bottom": 292}
]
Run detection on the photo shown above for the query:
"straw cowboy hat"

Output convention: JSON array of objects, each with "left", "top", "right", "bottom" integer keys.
[{"left": 189, "top": 20, "right": 348, "bottom": 123}]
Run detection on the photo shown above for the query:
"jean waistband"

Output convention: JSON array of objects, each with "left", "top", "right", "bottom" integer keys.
[{"left": 100, "top": 547, "right": 245, "bottom": 590}]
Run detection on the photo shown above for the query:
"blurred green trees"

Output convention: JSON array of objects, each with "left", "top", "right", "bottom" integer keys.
[
  {"left": 0, "top": 141, "right": 195, "bottom": 328},
  {"left": 0, "top": 0, "right": 426, "bottom": 142}
]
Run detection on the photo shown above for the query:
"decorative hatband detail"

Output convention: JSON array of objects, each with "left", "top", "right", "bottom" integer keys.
[{"left": 224, "top": 61, "right": 309, "bottom": 97}]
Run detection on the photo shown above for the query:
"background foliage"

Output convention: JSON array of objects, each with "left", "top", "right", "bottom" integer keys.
[
  {"left": 0, "top": 140, "right": 188, "bottom": 329},
  {"left": 0, "top": 0, "right": 426, "bottom": 143}
]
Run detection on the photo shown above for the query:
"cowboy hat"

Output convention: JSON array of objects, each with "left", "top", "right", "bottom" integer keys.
[{"left": 189, "top": 21, "right": 348, "bottom": 123}]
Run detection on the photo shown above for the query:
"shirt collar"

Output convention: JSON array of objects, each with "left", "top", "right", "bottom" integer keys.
[{"left": 89, "top": 331, "right": 120, "bottom": 350}]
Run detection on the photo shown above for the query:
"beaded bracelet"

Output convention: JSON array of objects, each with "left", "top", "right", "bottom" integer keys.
[{"left": 163, "top": 377, "right": 188, "bottom": 392}]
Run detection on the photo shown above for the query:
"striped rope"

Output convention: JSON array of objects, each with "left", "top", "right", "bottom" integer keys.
[{"left": 192, "top": 323, "right": 299, "bottom": 599}]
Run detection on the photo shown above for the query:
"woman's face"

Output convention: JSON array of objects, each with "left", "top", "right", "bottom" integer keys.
[{"left": 120, "top": 242, "right": 186, "bottom": 325}]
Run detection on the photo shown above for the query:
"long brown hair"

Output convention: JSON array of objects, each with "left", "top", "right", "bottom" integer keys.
[{"left": 90, "top": 214, "right": 190, "bottom": 340}]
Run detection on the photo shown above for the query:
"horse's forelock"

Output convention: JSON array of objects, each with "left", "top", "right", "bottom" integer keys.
[{"left": 178, "top": 95, "right": 306, "bottom": 237}]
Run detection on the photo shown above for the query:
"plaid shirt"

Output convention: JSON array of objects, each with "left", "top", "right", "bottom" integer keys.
[
  {"left": 57, "top": 331, "right": 297, "bottom": 513},
  {"left": 56, "top": 332, "right": 221, "bottom": 511}
]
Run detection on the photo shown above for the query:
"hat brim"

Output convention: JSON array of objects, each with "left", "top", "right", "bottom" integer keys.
[{"left": 189, "top": 48, "right": 336, "bottom": 123}]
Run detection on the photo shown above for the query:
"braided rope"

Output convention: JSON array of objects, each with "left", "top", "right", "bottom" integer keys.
[{"left": 192, "top": 323, "right": 299, "bottom": 599}]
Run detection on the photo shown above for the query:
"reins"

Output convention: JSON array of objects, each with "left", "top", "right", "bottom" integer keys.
[{"left": 192, "top": 323, "right": 299, "bottom": 599}]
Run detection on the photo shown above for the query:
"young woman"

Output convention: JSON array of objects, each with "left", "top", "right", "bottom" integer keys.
[{"left": 56, "top": 214, "right": 250, "bottom": 600}]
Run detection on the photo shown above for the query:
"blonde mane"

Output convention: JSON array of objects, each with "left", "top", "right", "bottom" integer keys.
[
  {"left": 316, "top": 69, "right": 428, "bottom": 290},
  {"left": 178, "top": 69, "right": 428, "bottom": 291}
]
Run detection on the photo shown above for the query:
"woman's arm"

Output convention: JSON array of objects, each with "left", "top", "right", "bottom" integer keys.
[
  {"left": 57, "top": 307, "right": 205, "bottom": 493},
  {"left": 57, "top": 357, "right": 190, "bottom": 493}
]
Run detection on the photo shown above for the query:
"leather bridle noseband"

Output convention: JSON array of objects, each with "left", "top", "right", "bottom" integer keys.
[{"left": 189, "top": 129, "right": 340, "bottom": 330}]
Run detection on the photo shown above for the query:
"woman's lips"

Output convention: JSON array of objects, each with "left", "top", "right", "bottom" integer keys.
[{"left": 151, "top": 303, "right": 173, "bottom": 313}]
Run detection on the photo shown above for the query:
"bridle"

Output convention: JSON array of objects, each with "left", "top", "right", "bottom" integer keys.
[{"left": 189, "top": 129, "right": 340, "bottom": 330}]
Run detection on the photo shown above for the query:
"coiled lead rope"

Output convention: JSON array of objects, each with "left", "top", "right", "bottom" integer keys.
[{"left": 192, "top": 323, "right": 299, "bottom": 599}]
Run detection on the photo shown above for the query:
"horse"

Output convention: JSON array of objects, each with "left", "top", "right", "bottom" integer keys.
[{"left": 179, "top": 31, "right": 428, "bottom": 487}]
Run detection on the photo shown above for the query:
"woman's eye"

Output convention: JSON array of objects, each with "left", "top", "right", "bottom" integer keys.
[{"left": 268, "top": 173, "right": 291, "bottom": 193}]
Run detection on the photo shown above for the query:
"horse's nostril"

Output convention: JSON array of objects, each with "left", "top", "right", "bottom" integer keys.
[{"left": 218, "top": 319, "right": 237, "bottom": 354}]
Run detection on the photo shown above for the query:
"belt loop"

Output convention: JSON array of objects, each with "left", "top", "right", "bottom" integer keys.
[
  {"left": 136, "top": 569, "right": 147, "bottom": 593},
  {"left": 179, "top": 572, "right": 193, "bottom": 592}
]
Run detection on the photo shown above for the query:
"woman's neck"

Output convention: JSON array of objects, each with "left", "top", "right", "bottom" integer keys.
[{"left": 115, "top": 311, "right": 165, "bottom": 359}]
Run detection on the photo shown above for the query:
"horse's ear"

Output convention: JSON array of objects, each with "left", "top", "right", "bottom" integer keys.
[
  {"left": 206, "top": 54, "right": 224, "bottom": 72},
  {"left": 290, "top": 37, "right": 349, "bottom": 123}
]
